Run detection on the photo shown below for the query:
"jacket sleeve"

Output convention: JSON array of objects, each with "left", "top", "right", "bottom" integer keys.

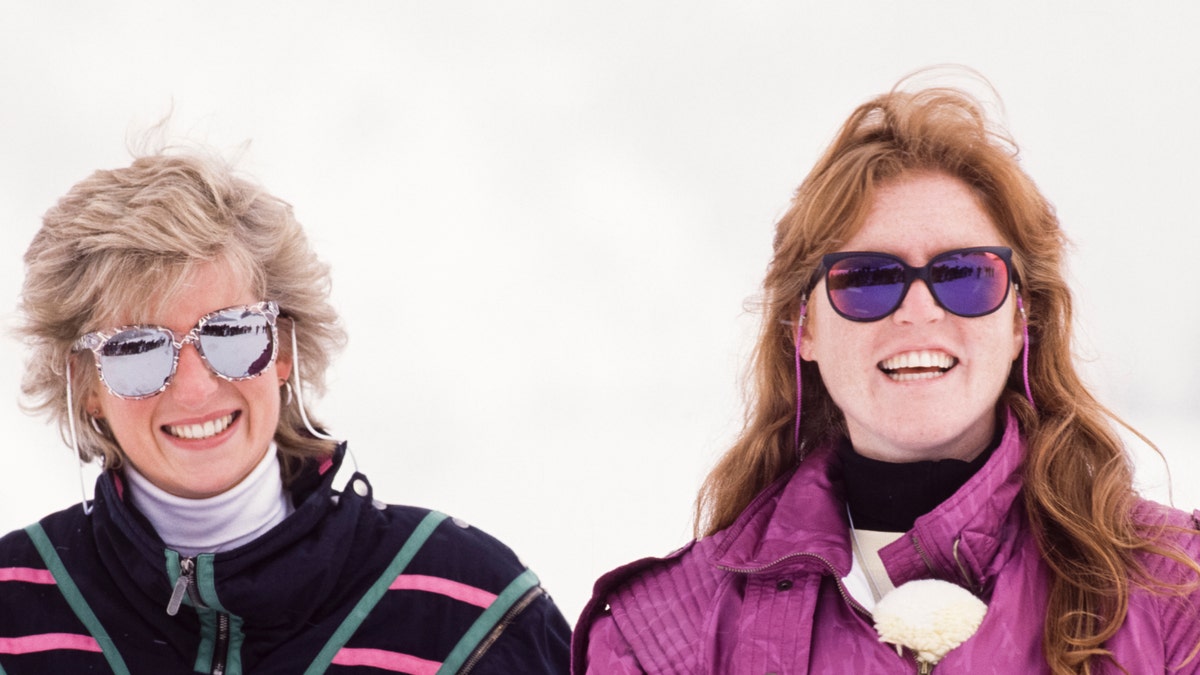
[
  {"left": 570, "top": 548, "right": 698, "bottom": 674},
  {"left": 467, "top": 588, "right": 571, "bottom": 674},
  {"left": 580, "top": 610, "right": 646, "bottom": 674}
]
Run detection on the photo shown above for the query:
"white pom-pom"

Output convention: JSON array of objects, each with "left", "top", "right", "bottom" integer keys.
[{"left": 873, "top": 579, "right": 987, "bottom": 666}]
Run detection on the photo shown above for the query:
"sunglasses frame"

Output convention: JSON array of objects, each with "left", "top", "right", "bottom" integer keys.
[
  {"left": 74, "top": 300, "right": 281, "bottom": 400},
  {"left": 819, "top": 246, "right": 1015, "bottom": 322}
]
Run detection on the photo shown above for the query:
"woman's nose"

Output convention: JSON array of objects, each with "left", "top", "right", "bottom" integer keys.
[
  {"left": 891, "top": 280, "right": 946, "bottom": 324},
  {"left": 169, "top": 344, "right": 220, "bottom": 407}
]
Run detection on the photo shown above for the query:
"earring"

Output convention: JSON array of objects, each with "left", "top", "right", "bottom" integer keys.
[
  {"left": 281, "top": 380, "right": 294, "bottom": 407},
  {"left": 88, "top": 411, "right": 105, "bottom": 435}
]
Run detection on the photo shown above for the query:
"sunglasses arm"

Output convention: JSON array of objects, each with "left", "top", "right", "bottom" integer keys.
[{"left": 64, "top": 355, "right": 94, "bottom": 515}]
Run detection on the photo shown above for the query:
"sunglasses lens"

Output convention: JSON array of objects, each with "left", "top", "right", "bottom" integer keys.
[
  {"left": 929, "top": 250, "right": 1009, "bottom": 317},
  {"left": 826, "top": 255, "right": 907, "bottom": 320},
  {"left": 97, "top": 328, "right": 176, "bottom": 397},
  {"left": 197, "top": 308, "right": 275, "bottom": 380}
]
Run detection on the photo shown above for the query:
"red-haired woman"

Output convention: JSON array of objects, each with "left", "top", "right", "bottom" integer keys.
[{"left": 574, "top": 77, "right": 1200, "bottom": 674}]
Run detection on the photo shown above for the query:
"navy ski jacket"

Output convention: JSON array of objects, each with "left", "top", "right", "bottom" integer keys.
[{"left": 0, "top": 444, "right": 570, "bottom": 674}]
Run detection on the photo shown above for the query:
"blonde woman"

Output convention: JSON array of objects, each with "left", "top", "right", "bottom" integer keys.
[
  {"left": 0, "top": 151, "right": 569, "bottom": 673},
  {"left": 575, "top": 78, "right": 1200, "bottom": 674}
]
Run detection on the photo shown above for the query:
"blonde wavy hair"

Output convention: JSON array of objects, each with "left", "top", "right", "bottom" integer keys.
[
  {"left": 19, "top": 150, "right": 346, "bottom": 485},
  {"left": 695, "top": 77, "right": 1200, "bottom": 672}
]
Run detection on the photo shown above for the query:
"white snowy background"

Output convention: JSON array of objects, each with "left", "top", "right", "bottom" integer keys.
[{"left": 1, "top": 3, "right": 1197, "bottom": 624}]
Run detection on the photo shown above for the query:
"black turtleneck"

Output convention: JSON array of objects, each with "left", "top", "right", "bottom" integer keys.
[{"left": 838, "top": 424, "right": 1002, "bottom": 533}]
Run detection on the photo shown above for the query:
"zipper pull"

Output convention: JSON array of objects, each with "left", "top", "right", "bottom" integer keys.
[
  {"left": 167, "top": 557, "right": 195, "bottom": 616},
  {"left": 917, "top": 661, "right": 933, "bottom": 675}
]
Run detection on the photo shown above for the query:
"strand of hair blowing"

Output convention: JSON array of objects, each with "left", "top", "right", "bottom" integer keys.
[{"left": 695, "top": 86, "right": 1200, "bottom": 674}]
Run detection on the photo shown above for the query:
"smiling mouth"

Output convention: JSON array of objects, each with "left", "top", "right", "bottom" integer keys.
[
  {"left": 163, "top": 412, "right": 239, "bottom": 440},
  {"left": 878, "top": 350, "right": 957, "bottom": 382}
]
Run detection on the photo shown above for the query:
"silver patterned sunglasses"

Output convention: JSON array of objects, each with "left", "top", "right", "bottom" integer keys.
[{"left": 74, "top": 301, "right": 280, "bottom": 399}]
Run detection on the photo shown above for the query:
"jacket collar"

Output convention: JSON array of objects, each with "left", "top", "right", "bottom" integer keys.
[
  {"left": 706, "top": 440, "right": 851, "bottom": 576},
  {"left": 90, "top": 443, "right": 391, "bottom": 627},
  {"left": 707, "top": 410, "right": 1025, "bottom": 592},
  {"left": 884, "top": 410, "right": 1026, "bottom": 592}
]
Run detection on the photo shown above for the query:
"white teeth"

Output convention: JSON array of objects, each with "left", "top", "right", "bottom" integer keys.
[
  {"left": 165, "top": 413, "right": 235, "bottom": 440},
  {"left": 889, "top": 370, "right": 946, "bottom": 382},
  {"left": 879, "top": 350, "right": 956, "bottom": 381}
]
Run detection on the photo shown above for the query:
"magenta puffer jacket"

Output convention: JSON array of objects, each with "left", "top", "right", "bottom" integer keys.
[{"left": 574, "top": 413, "right": 1200, "bottom": 673}]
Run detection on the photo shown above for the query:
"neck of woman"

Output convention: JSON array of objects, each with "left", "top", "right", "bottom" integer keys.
[
  {"left": 125, "top": 444, "right": 295, "bottom": 556},
  {"left": 838, "top": 426, "right": 1001, "bottom": 533}
]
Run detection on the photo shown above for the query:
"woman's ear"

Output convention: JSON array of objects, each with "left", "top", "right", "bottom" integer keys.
[
  {"left": 1011, "top": 290, "right": 1027, "bottom": 362},
  {"left": 1011, "top": 319, "right": 1024, "bottom": 361},
  {"left": 275, "top": 318, "right": 295, "bottom": 383},
  {"left": 797, "top": 302, "right": 817, "bottom": 362},
  {"left": 78, "top": 355, "right": 105, "bottom": 418}
]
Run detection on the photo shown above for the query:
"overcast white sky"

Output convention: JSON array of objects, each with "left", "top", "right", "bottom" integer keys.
[{"left": 1, "top": 2, "right": 1197, "bottom": 623}]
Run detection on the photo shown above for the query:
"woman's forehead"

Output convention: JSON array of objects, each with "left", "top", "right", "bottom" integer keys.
[{"left": 840, "top": 174, "right": 1005, "bottom": 256}]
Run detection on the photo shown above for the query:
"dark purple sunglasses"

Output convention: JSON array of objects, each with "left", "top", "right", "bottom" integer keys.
[{"left": 820, "top": 246, "right": 1014, "bottom": 322}]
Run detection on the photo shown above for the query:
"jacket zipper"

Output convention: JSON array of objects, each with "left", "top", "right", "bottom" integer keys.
[
  {"left": 910, "top": 534, "right": 938, "bottom": 577},
  {"left": 915, "top": 531, "right": 980, "bottom": 594},
  {"left": 211, "top": 612, "right": 230, "bottom": 675},
  {"left": 166, "top": 556, "right": 230, "bottom": 675},
  {"left": 457, "top": 586, "right": 545, "bottom": 674},
  {"left": 167, "top": 556, "right": 203, "bottom": 616}
]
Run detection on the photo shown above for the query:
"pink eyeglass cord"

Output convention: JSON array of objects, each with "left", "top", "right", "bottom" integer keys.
[{"left": 793, "top": 300, "right": 807, "bottom": 452}]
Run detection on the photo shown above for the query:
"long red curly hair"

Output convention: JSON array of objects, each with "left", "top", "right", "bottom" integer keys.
[{"left": 695, "top": 79, "right": 1200, "bottom": 673}]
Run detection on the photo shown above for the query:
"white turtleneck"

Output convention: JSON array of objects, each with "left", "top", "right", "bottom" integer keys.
[
  {"left": 843, "top": 527, "right": 903, "bottom": 612},
  {"left": 125, "top": 443, "right": 295, "bottom": 557}
]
